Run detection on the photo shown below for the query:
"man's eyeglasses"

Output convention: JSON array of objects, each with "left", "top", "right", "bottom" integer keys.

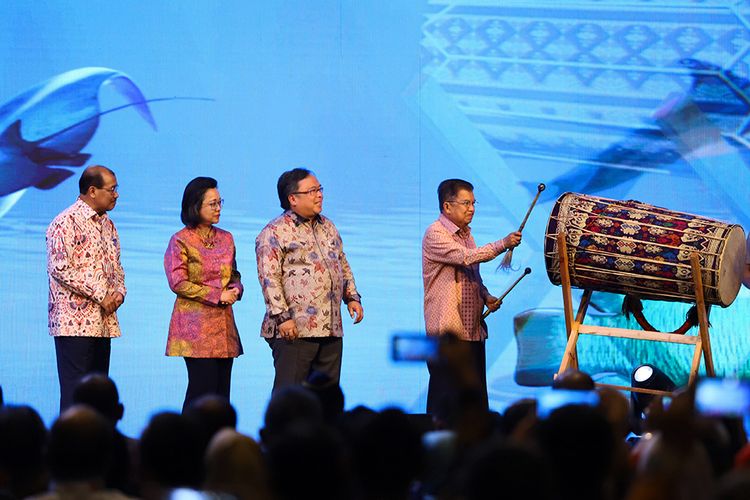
[
  {"left": 446, "top": 199, "right": 477, "bottom": 208},
  {"left": 97, "top": 185, "right": 118, "bottom": 194},
  {"left": 292, "top": 186, "right": 324, "bottom": 196},
  {"left": 203, "top": 199, "right": 224, "bottom": 210}
]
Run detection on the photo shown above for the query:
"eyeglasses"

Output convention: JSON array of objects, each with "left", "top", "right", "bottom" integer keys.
[
  {"left": 446, "top": 199, "right": 477, "bottom": 208},
  {"left": 292, "top": 185, "right": 324, "bottom": 196},
  {"left": 203, "top": 199, "right": 224, "bottom": 210},
  {"left": 97, "top": 185, "right": 118, "bottom": 194}
]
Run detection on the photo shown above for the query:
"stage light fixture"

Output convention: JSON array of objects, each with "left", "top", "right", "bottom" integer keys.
[{"left": 630, "top": 364, "right": 676, "bottom": 435}]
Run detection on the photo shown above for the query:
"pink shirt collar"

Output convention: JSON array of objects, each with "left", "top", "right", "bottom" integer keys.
[{"left": 438, "top": 213, "right": 470, "bottom": 237}]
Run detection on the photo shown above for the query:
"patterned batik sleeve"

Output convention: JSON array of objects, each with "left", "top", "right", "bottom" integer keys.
[
  {"left": 255, "top": 226, "right": 290, "bottom": 316},
  {"left": 111, "top": 223, "right": 127, "bottom": 298},
  {"left": 478, "top": 272, "right": 490, "bottom": 302},
  {"left": 228, "top": 236, "right": 243, "bottom": 300},
  {"left": 164, "top": 235, "right": 222, "bottom": 305},
  {"left": 46, "top": 218, "right": 108, "bottom": 304},
  {"left": 336, "top": 231, "right": 361, "bottom": 303}
]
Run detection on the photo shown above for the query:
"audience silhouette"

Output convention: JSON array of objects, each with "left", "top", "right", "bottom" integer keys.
[{"left": 2, "top": 358, "right": 749, "bottom": 500}]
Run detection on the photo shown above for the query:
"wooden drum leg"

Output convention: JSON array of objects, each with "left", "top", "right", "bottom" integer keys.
[
  {"left": 690, "top": 252, "right": 715, "bottom": 378},
  {"left": 556, "top": 232, "right": 581, "bottom": 374}
]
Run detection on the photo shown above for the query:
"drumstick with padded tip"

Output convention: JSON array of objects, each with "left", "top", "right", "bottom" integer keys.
[
  {"left": 482, "top": 267, "right": 532, "bottom": 319},
  {"left": 499, "top": 183, "right": 545, "bottom": 271}
]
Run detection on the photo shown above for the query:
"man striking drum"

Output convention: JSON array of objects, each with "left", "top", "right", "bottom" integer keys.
[{"left": 422, "top": 179, "right": 521, "bottom": 413}]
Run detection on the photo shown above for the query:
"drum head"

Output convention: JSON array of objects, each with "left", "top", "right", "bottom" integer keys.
[{"left": 718, "top": 225, "right": 746, "bottom": 307}]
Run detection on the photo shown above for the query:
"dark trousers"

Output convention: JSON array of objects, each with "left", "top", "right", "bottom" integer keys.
[
  {"left": 183, "top": 357, "right": 234, "bottom": 413},
  {"left": 54, "top": 336, "right": 111, "bottom": 413},
  {"left": 426, "top": 339, "right": 487, "bottom": 415},
  {"left": 267, "top": 337, "right": 343, "bottom": 395}
]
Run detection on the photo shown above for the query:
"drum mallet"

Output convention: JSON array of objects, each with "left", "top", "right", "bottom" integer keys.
[
  {"left": 499, "top": 183, "right": 545, "bottom": 271},
  {"left": 482, "top": 267, "right": 532, "bottom": 319}
]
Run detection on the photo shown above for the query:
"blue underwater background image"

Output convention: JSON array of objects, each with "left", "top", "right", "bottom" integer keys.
[{"left": 2, "top": 0, "right": 750, "bottom": 437}]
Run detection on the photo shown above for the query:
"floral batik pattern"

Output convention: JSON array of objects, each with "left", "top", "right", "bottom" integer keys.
[
  {"left": 46, "top": 199, "right": 126, "bottom": 338},
  {"left": 255, "top": 211, "right": 360, "bottom": 339}
]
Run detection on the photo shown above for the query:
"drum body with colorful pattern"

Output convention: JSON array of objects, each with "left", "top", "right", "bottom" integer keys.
[{"left": 545, "top": 192, "right": 746, "bottom": 307}]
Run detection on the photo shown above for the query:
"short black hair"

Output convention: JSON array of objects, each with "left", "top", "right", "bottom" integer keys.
[
  {"left": 438, "top": 179, "right": 474, "bottom": 212},
  {"left": 0, "top": 405, "right": 47, "bottom": 478},
  {"left": 277, "top": 168, "right": 314, "bottom": 210},
  {"left": 79, "top": 165, "right": 115, "bottom": 194},
  {"left": 181, "top": 177, "right": 218, "bottom": 227},
  {"left": 72, "top": 374, "right": 122, "bottom": 423},
  {"left": 140, "top": 412, "right": 204, "bottom": 489},
  {"left": 48, "top": 406, "right": 113, "bottom": 482}
]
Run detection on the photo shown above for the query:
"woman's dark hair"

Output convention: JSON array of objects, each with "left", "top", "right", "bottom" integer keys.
[
  {"left": 181, "top": 177, "right": 218, "bottom": 227},
  {"left": 277, "top": 168, "right": 313, "bottom": 210}
]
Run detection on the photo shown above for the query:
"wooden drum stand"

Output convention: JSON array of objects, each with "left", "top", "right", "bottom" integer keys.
[{"left": 555, "top": 232, "right": 715, "bottom": 396}]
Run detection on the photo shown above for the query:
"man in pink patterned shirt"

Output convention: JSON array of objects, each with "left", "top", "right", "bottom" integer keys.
[
  {"left": 46, "top": 165, "right": 126, "bottom": 412},
  {"left": 422, "top": 179, "right": 521, "bottom": 414}
]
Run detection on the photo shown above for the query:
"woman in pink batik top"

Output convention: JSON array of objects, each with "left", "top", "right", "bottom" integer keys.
[{"left": 164, "top": 176, "right": 243, "bottom": 412}]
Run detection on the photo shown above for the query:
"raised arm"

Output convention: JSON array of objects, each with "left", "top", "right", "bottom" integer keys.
[{"left": 422, "top": 226, "right": 506, "bottom": 267}]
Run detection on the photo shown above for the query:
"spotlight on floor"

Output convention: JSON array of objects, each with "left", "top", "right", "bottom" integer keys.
[{"left": 630, "top": 364, "right": 676, "bottom": 435}]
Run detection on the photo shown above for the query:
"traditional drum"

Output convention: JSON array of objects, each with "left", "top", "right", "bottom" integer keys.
[{"left": 545, "top": 193, "right": 745, "bottom": 307}]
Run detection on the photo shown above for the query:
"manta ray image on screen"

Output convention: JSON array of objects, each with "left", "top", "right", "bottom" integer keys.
[{"left": 0, "top": 67, "right": 156, "bottom": 217}]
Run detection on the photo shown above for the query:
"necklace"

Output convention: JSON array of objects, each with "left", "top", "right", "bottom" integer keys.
[{"left": 194, "top": 227, "right": 215, "bottom": 249}]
